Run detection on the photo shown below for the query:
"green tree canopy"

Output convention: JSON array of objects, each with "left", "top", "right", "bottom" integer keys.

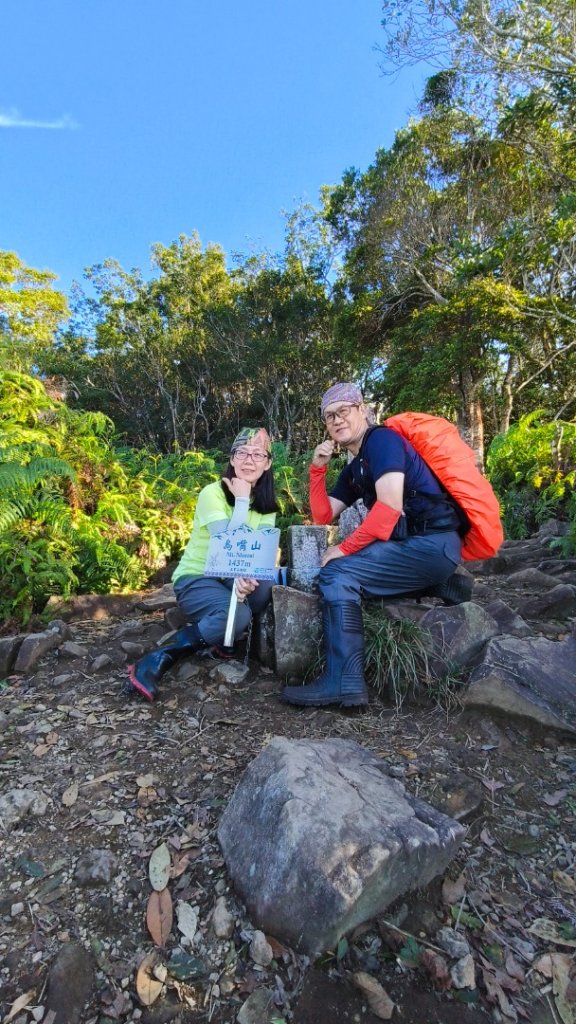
[{"left": 0, "top": 251, "right": 69, "bottom": 370}]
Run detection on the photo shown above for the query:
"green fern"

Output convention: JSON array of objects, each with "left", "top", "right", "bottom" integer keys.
[
  {"left": 0, "top": 457, "right": 75, "bottom": 493},
  {"left": 487, "top": 413, "right": 576, "bottom": 539}
]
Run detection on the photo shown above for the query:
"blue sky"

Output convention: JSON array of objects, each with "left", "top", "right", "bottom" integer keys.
[{"left": 1, "top": 1, "right": 429, "bottom": 296}]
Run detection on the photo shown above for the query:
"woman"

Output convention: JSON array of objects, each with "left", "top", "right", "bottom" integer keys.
[{"left": 128, "top": 427, "right": 278, "bottom": 701}]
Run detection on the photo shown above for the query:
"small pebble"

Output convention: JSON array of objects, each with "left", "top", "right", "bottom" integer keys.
[
  {"left": 250, "top": 929, "right": 273, "bottom": 967},
  {"left": 450, "top": 953, "right": 476, "bottom": 990}
]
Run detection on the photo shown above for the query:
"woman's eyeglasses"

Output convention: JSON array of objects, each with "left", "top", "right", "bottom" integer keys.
[
  {"left": 323, "top": 403, "right": 359, "bottom": 426},
  {"left": 232, "top": 448, "right": 270, "bottom": 463}
]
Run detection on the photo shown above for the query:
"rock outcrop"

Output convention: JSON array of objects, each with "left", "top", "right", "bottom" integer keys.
[{"left": 218, "top": 737, "right": 465, "bottom": 956}]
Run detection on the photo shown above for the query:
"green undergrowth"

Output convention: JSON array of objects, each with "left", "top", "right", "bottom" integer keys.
[
  {"left": 0, "top": 371, "right": 308, "bottom": 628},
  {"left": 487, "top": 411, "right": 576, "bottom": 546}
]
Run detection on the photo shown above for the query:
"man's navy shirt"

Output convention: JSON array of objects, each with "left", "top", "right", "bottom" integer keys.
[{"left": 331, "top": 426, "right": 459, "bottom": 532}]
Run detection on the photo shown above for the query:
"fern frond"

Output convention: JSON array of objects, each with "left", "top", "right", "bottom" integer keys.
[
  {"left": 0, "top": 457, "right": 76, "bottom": 499},
  {"left": 0, "top": 500, "right": 29, "bottom": 532}
]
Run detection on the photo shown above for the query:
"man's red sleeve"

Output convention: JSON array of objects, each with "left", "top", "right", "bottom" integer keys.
[
  {"left": 309, "top": 464, "right": 333, "bottom": 525},
  {"left": 338, "top": 501, "right": 401, "bottom": 555}
]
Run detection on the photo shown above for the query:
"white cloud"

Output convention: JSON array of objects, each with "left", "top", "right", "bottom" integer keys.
[{"left": 0, "top": 108, "right": 78, "bottom": 129}]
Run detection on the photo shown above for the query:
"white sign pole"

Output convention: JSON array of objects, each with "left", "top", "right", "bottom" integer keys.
[{"left": 222, "top": 585, "right": 239, "bottom": 652}]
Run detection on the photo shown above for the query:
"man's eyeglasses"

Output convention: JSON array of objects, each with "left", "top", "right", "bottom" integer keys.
[
  {"left": 323, "top": 403, "right": 359, "bottom": 426},
  {"left": 232, "top": 448, "right": 270, "bottom": 463}
]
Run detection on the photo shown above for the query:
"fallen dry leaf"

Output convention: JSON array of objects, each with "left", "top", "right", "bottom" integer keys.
[
  {"left": 534, "top": 953, "right": 573, "bottom": 981},
  {"left": 421, "top": 949, "right": 452, "bottom": 990},
  {"left": 529, "top": 919, "right": 576, "bottom": 948},
  {"left": 170, "top": 851, "right": 192, "bottom": 879},
  {"left": 147, "top": 888, "right": 173, "bottom": 947},
  {"left": 479, "top": 956, "right": 522, "bottom": 994},
  {"left": 62, "top": 781, "right": 79, "bottom": 807},
  {"left": 505, "top": 952, "right": 525, "bottom": 983},
  {"left": 135, "top": 951, "right": 163, "bottom": 1006},
  {"left": 138, "top": 786, "right": 159, "bottom": 807},
  {"left": 482, "top": 968, "right": 517, "bottom": 1020},
  {"left": 149, "top": 843, "right": 171, "bottom": 892},
  {"left": 3, "top": 990, "right": 36, "bottom": 1023},
  {"left": 534, "top": 953, "right": 555, "bottom": 979},
  {"left": 171, "top": 978, "right": 198, "bottom": 1009},
  {"left": 552, "top": 952, "right": 576, "bottom": 1024},
  {"left": 352, "top": 971, "right": 395, "bottom": 1020},
  {"left": 554, "top": 870, "right": 576, "bottom": 895},
  {"left": 266, "top": 934, "right": 288, "bottom": 959},
  {"left": 176, "top": 901, "right": 199, "bottom": 943}
]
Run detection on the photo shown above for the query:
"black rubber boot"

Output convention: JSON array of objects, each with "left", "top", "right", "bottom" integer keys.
[
  {"left": 281, "top": 601, "right": 368, "bottom": 707},
  {"left": 127, "top": 623, "right": 206, "bottom": 701},
  {"left": 429, "top": 570, "right": 473, "bottom": 606}
]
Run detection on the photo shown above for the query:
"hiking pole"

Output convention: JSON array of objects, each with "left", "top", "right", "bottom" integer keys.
[{"left": 221, "top": 582, "right": 239, "bottom": 655}]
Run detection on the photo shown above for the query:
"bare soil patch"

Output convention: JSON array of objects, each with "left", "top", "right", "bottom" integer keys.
[{"left": 1, "top": 605, "right": 575, "bottom": 1023}]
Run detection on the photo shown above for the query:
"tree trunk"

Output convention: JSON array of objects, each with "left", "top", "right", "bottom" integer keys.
[
  {"left": 498, "top": 353, "right": 517, "bottom": 435},
  {"left": 457, "top": 367, "right": 485, "bottom": 468}
]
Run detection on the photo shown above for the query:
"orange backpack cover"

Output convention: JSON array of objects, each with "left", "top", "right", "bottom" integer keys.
[{"left": 384, "top": 412, "right": 504, "bottom": 561}]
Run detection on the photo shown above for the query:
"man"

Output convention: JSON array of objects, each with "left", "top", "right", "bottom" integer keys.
[{"left": 280, "top": 383, "right": 465, "bottom": 708}]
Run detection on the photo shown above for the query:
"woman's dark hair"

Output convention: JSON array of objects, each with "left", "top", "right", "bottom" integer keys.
[{"left": 220, "top": 461, "right": 279, "bottom": 514}]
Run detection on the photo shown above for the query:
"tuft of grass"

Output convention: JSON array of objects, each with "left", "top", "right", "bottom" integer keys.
[
  {"left": 302, "top": 605, "right": 464, "bottom": 713},
  {"left": 362, "top": 607, "right": 463, "bottom": 713}
]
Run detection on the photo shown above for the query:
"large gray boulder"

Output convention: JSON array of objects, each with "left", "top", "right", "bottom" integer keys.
[
  {"left": 484, "top": 598, "right": 532, "bottom": 638},
  {"left": 134, "top": 583, "right": 177, "bottom": 612},
  {"left": 506, "top": 567, "right": 571, "bottom": 591},
  {"left": 45, "top": 942, "right": 96, "bottom": 1024},
  {"left": 14, "top": 630, "right": 62, "bottom": 673},
  {"left": 218, "top": 737, "right": 465, "bottom": 956},
  {"left": 0, "top": 634, "right": 25, "bottom": 676},
  {"left": 537, "top": 519, "right": 570, "bottom": 541},
  {"left": 465, "top": 632, "right": 576, "bottom": 734},
  {"left": 469, "top": 539, "right": 544, "bottom": 575},
  {"left": 537, "top": 557, "right": 576, "bottom": 579},
  {"left": 515, "top": 584, "right": 576, "bottom": 621},
  {"left": 419, "top": 601, "right": 499, "bottom": 670}
]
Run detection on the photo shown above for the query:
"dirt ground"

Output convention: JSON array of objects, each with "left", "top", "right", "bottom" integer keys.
[{"left": 1, "top": 604, "right": 575, "bottom": 1024}]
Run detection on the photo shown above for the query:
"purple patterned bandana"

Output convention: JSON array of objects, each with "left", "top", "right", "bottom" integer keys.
[{"left": 320, "top": 382, "right": 364, "bottom": 417}]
